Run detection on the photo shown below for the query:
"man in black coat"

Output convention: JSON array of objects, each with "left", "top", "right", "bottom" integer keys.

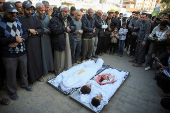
[
  {"left": 81, "top": 8, "right": 96, "bottom": 62},
  {"left": 49, "top": 5, "right": 76, "bottom": 75}
]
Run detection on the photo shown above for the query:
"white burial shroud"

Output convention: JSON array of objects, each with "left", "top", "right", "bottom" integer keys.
[
  {"left": 79, "top": 68, "right": 128, "bottom": 112},
  {"left": 51, "top": 58, "right": 104, "bottom": 92}
]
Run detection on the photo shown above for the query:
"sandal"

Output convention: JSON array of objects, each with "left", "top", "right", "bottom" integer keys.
[
  {"left": 0, "top": 96, "right": 10, "bottom": 105},
  {"left": 129, "top": 60, "right": 137, "bottom": 63},
  {"left": 132, "top": 64, "right": 141, "bottom": 67},
  {"left": 38, "top": 77, "right": 44, "bottom": 82}
]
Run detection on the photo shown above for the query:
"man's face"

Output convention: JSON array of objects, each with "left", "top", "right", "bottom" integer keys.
[
  {"left": 50, "top": 6, "right": 53, "bottom": 13},
  {"left": 119, "top": 14, "right": 123, "bottom": 19},
  {"left": 44, "top": 4, "right": 49, "bottom": 13},
  {"left": 60, "top": 7, "right": 68, "bottom": 19},
  {"left": 4, "top": 10, "right": 16, "bottom": 21},
  {"left": 97, "top": 11, "right": 102, "bottom": 18},
  {"left": 132, "top": 13, "right": 135, "bottom": 18},
  {"left": 0, "top": 0, "right": 5, "bottom": 11},
  {"left": 141, "top": 15, "right": 147, "bottom": 22},
  {"left": 75, "top": 12, "right": 82, "bottom": 21},
  {"left": 113, "top": 13, "right": 115, "bottom": 18},
  {"left": 24, "top": 7, "right": 32, "bottom": 17},
  {"left": 70, "top": 10, "right": 75, "bottom": 16},
  {"left": 160, "top": 25, "right": 167, "bottom": 30},
  {"left": 88, "top": 9, "right": 93, "bottom": 18},
  {"left": 108, "top": 13, "right": 113, "bottom": 19},
  {"left": 16, "top": 2, "right": 23, "bottom": 14},
  {"left": 102, "top": 15, "right": 107, "bottom": 20},
  {"left": 37, "top": 6, "right": 45, "bottom": 16},
  {"left": 164, "top": 15, "right": 169, "bottom": 22},
  {"left": 135, "top": 14, "right": 140, "bottom": 19}
]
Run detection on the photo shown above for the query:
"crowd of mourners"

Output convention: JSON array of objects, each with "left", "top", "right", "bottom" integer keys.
[{"left": 0, "top": 0, "right": 170, "bottom": 110}]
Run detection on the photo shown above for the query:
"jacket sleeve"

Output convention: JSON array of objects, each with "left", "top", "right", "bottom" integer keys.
[
  {"left": 69, "top": 19, "right": 76, "bottom": 33},
  {"left": 149, "top": 26, "right": 157, "bottom": 38},
  {"left": 115, "top": 34, "right": 120, "bottom": 39},
  {"left": 82, "top": 19, "right": 93, "bottom": 32},
  {"left": 128, "top": 19, "right": 133, "bottom": 29},
  {"left": 49, "top": 17, "right": 67, "bottom": 35},
  {"left": 34, "top": 17, "right": 44, "bottom": 36},
  {"left": 110, "top": 32, "right": 113, "bottom": 38},
  {"left": 0, "top": 27, "right": 16, "bottom": 45},
  {"left": 21, "top": 24, "right": 28, "bottom": 40},
  {"left": 143, "top": 22, "right": 151, "bottom": 42},
  {"left": 95, "top": 18, "right": 102, "bottom": 28},
  {"left": 158, "top": 29, "right": 170, "bottom": 41}
]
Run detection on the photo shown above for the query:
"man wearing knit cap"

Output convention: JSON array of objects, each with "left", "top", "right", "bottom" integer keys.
[
  {"left": 33, "top": 2, "right": 54, "bottom": 76},
  {"left": 49, "top": 5, "right": 76, "bottom": 75}
]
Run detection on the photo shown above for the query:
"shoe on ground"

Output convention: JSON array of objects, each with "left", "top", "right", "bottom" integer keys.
[
  {"left": 82, "top": 60, "right": 86, "bottom": 63},
  {"left": 9, "top": 93, "right": 19, "bottom": 100},
  {"left": 76, "top": 61, "right": 81, "bottom": 64},
  {"left": 22, "top": 86, "right": 33, "bottom": 91},
  {"left": 99, "top": 53, "right": 102, "bottom": 56},
  {"left": 92, "top": 55, "right": 98, "bottom": 58},
  {"left": 145, "top": 66, "right": 151, "bottom": 71}
]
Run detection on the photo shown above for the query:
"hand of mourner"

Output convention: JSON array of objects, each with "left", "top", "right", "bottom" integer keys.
[
  {"left": 79, "top": 30, "right": 83, "bottom": 34},
  {"left": 93, "top": 28, "right": 96, "bottom": 33},
  {"left": 132, "top": 32, "right": 135, "bottom": 35},
  {"left": 16, "top": 36, "right": 25, "bottom": 43},
  {"left": 30, "top": 29, "right": 38, "bottom": 35},
  {"left": 9, "top": 42, "right": 19, "bottom": 48},
  {"left": 153, "top": 37, "right": 158, "bottom": 40},
  {"left": 67, "top": 26, "right": 71, "bottom": 33},
  {"left": 142, "top": 42, "right": 146, "bottom": 46}
]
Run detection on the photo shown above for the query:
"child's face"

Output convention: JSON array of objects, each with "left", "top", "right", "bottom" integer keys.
[
  {"left": 114, "top": 28, "right": 118, "bottom": 32},
  {"left": 122, "top": 25, "right": 126, "bottom": 29}
]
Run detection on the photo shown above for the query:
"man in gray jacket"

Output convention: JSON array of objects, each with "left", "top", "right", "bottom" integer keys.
[
  {"left": 130, "top": 13, "right": 151, "bottom": 67},
  {"left": 72, "top": 10, "right": 83, "bottom": 65}
]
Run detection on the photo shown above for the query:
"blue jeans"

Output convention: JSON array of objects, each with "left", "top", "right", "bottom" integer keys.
[{"left": 119, "top": 40, "right": 125, "bottom": 55}]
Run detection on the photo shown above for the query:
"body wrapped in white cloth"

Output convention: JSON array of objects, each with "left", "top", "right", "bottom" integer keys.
[
  {"left": 79, "top": 68, "right": 128, "bottom": 112},
  {"left": 51, "top": 58, "right": 104, "bottom": 93}
]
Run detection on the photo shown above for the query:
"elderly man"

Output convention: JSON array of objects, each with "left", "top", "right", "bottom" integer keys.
[
  {"left": 0, "top": 2, "right": 33, "bottom": 100},
  {"left": 15, "top": 1, "right": 23, "bottom": 16},
  {"left": 72, "top": 9, "right": 83, "bottom": 65},
  {"left": 92, "top": 10, "right": 103, "bottom": 58},
  {"left": 130, "top": 13, "right": 151, "bottom": 67},
  {"left": 33, "top": 2, "right": 54, "bottom": 75},
  {"left": 81, "top": 8, "right": 96, "bottom": 61},
  {"left": 18, "top": 1, "right": 44, "bottom": 85},
  {"left": 42, "top": 1, "right": 51, "bottom": 19},
  {"left": 49, "top": 5, "right": 76, "bottom": 75}
]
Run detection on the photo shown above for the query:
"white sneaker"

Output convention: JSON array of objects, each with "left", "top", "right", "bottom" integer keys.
[{"left": 145, "top": 66, "right": 151, "bottom": 71}]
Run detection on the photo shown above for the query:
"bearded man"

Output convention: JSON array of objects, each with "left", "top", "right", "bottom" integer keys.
[
  {"left": 18, "top": 1, "right": 44, "bottom": 85},
  {"left": 33, "top": 2, "right": 54, "bottom": 75},
  {"left": 49, "top": 5, "right": 76, "bottom": 75}
]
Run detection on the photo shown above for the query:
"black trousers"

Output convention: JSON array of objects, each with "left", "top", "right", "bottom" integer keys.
[
  {"left": 3, "top": 54, "right": 29, "bottom": 93},
  {"left": 155, "top": 74, "right": 170, "bottom": 93},
  {"left": 103, "top": 33, "right": 110, "bottom": 52},
  {"left": 110, "top": 43, "right": 118, "bottom": 53},
  {"left": 130, "top": 35, "right": 137, "bottom": 55},
  {"left": 96, "top": 37, "right": 104, "bottom": 55},
  {"left": 134, "top": 41, "right": 147, "bottom": 64},
  {"left": 0, "top": 51, "right": 5, "bottom": 90},
  {"left": 161, "top": 97, "right": 170, "bottom": 111}
]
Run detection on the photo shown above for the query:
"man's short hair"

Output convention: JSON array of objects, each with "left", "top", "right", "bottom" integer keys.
[
  {"left": 42, "top": 1, "right": 49, "bottom": 5},
  {"left": 15, "top": 1, "right": 21, "bottom": 7},
  {"left": 115, "top": 11, "right": 119, "bottom": 14},
  {"left": 132, "top": 11, "right": 136, "bottom": 13},
  {"left": 141, "top": 13, "right": 147, "bottom": 17},
  {"left": 87, "top": 8, "right": 93, "bottom": 13},
  {"left": 80, "top": 85, "right": 91, "bottom": 94},
  {"left": 135, "top": 11, "right": 140, "bottom": 14},
  {"left": 70, "top": 6, "right": 76, "bottom": 11},
  {"left": 160, "top": 20, "right": 168, "bottom": 26},
  {"left": 119, "top": 13, "right": 123, "bottom": 15},
  {"left": 108, "top": 12, "right": 113, "bottom": 15},
  {"left": 91, "top": 97, "right": 100, "bottom": 107}
]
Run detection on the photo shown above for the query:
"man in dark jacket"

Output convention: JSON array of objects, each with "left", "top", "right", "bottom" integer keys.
[
  {"left": 49, "top": 5, "right": 76, "bottom": 75},
  {"left": 81, "top": 8, "right": 96, "bottom": 62},
  {"left": 130, "top": 13, "right": 151, "bottom": 67},
  {"left": 92, "top": 10, "right": 102, "bottom": 58}
]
